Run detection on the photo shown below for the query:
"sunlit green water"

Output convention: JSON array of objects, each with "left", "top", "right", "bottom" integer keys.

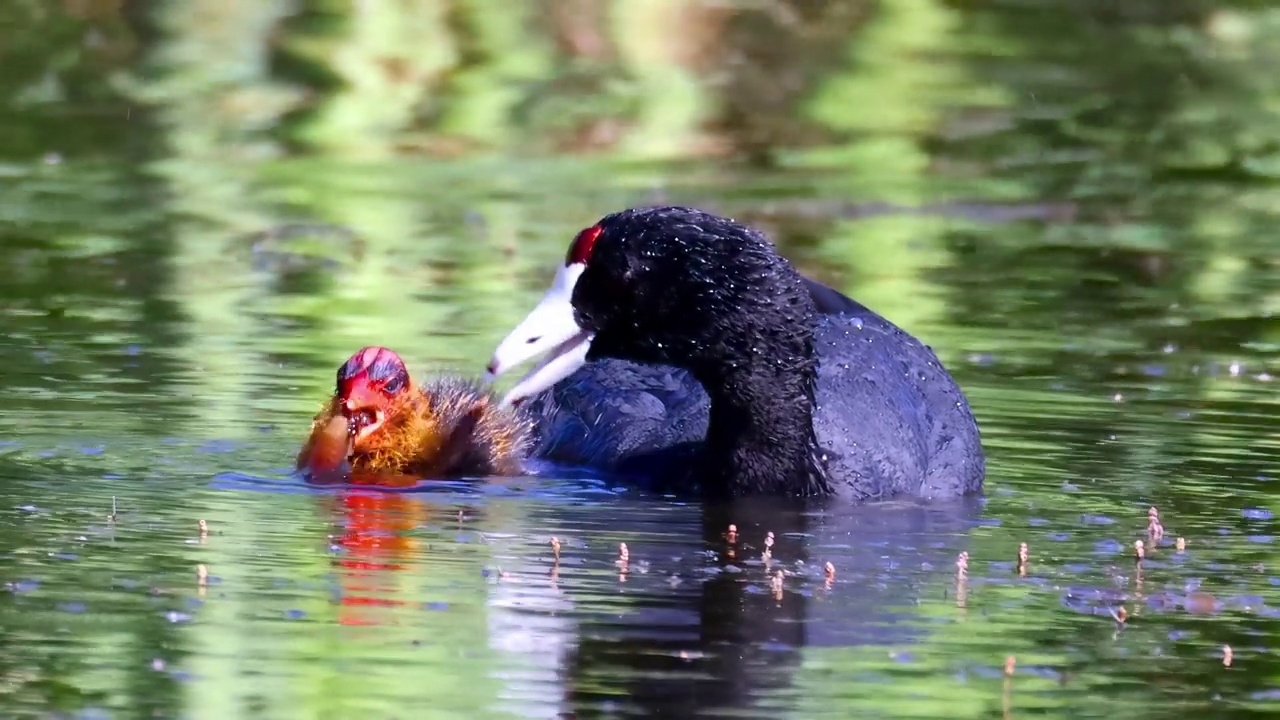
[{"left": 2, "top": 1, "right": 1280, "bottom": 718}]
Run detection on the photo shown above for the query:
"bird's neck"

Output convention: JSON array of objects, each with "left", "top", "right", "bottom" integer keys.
[{"left": 696, "top": 357, "right": 831, "bottom": 497}]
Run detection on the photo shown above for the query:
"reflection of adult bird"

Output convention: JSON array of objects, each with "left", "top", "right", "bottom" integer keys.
[
  {"left": 487, "top": 206, "right": 985, "bottom": 500},
  {"left": 291, "top": 452, "right": 979, "bottom": 716},
  {"left": 536, "top": 495, "right": 982, "bottom": 717}
]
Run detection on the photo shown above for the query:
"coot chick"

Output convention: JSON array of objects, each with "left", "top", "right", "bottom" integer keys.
[
  {"left": 298, "top": 346, "right": 532, "bottom": 481},
  {"left": 485, "top": 206, "right": 985, "bottom": 500}
]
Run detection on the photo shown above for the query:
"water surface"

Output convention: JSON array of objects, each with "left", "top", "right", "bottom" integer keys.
[{"left": 2, "top": 1, "right": 1280, "bottom": 718}]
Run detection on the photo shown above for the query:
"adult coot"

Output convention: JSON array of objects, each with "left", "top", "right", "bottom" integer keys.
[{"left": 485, "top": 206, "right": 984, "bottom": 500}]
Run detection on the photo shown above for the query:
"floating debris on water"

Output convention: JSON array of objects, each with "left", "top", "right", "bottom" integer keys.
[
  {"left": 955, "top": 552, "right": 970, "bottom": 608},
  {"left": 1147, "top": 506, "right": 1164, "bottom": 543}
]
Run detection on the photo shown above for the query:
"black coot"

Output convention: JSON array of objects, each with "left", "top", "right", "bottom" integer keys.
[{"left": 485, "top": 206, "right": 985, "bottom": 500}]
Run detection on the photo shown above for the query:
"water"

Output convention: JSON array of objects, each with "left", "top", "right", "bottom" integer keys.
[{"left": 2, "top": 0, "right": 1280, "bottom": 718}]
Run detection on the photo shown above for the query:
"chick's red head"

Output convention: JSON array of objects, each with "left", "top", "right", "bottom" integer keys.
[{"left": 336, "top": 346, "right": 410, "bottom": 444}]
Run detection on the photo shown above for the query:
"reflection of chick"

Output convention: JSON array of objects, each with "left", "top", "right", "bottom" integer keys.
[{"left": 296, "top": 346, "right": 532, "bottom": 480}]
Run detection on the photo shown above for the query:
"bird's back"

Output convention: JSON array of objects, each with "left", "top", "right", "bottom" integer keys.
[
  {"left": 520, "top": 359, "right": 709, "bottom": 474},
  {"left": 810, "top": 308, "right": 985, "bottom": 501}
]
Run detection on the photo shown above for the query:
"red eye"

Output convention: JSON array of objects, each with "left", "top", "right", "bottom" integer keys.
[
  {"left": 566, "top": 224, "right": 602, "bottom": 265},
  {"left": 381, "top": 373, "right": 405, "bottom": 394}
]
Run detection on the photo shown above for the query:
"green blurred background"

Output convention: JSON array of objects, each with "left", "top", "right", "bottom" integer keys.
[{"left": 3, "top": 0, "right": 1279, "bottom": 434}]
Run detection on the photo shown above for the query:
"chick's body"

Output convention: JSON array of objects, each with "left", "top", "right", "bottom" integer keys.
[
  {"left": 297, "top": 348, "right": 532, "bottom": 480},
  {"left": 352, "top": 376, "right": 531, "bottom": 477}
]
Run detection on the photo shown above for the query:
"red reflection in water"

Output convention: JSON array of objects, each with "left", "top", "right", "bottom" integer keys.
[{"left": 330, "top": 473, "right": 428, "bottom": 626}]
